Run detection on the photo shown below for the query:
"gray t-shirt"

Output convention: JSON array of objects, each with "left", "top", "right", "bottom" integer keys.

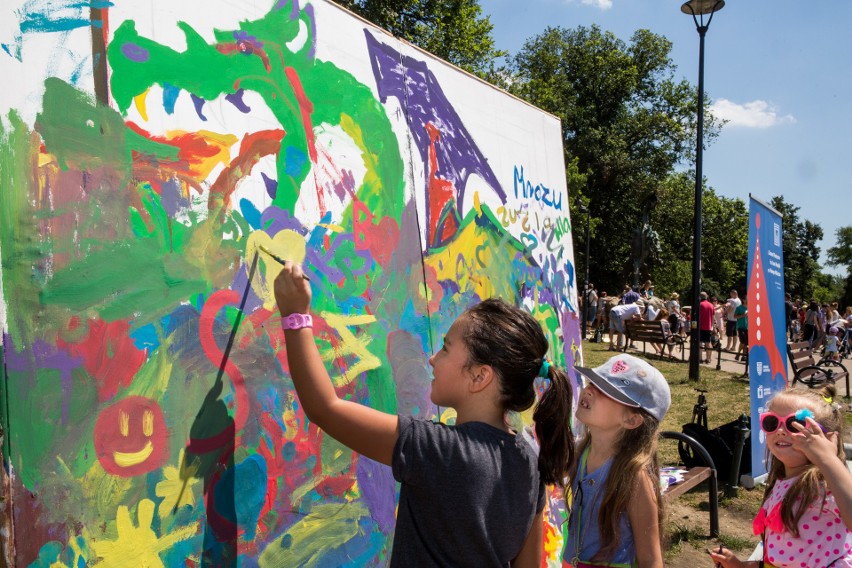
[{"left": 390, "top": 416, "right": 546, "bottom": 567}]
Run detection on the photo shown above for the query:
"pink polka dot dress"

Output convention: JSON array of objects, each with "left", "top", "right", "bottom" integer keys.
[{"left": 754, "top": 476, "right": 852, "bottom": 567}]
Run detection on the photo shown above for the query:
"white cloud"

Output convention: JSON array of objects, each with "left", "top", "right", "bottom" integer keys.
[
  {"left": 576, "top": 0, "right": 613, "bottom": 9},
  {"left": 710, "top": 98, "right": 796, "bottom": 128}
]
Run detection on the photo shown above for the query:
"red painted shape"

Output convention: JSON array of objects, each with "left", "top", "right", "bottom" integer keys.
[
  {"left": 58, "top": 318, "right": 146, "bottom": 401},
  {"left": 284, "top": 67, "right": 318, "bottom": 164},
  {"left": 197, "top": 290, "right": 251, "bottom": 435},
  {"left": 216, "top": 42, "right": 271, "bottom": 72},
  {"left": 238, "top": 129, "right": 286, "bottom": 155},
  {"left": 352, "top": 199, "right": 400, "bottom": 268},
  {"left": 425, "top": 122, "right": 458, "bottom": 247},
  {"left": 93, "top": 396, "right": 169, "bottom": 477}
]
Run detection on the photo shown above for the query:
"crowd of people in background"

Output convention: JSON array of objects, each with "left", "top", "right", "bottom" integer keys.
[
  {"left": 785, "top": 293, "right": 852, "bottom": 359},
  {"left": 580, "top": 282, "right": 851, "bottom": 362}
]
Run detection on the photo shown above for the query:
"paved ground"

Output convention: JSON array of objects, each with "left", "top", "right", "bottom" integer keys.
[{"left": 592, "top": 332, "right": 852, "bottom": 399}]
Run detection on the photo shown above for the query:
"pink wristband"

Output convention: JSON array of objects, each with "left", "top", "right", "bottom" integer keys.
[{"left": 282, "top": 313, "right": 313, "bottom": 330}]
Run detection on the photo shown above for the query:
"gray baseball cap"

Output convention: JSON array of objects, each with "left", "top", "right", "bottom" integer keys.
[{"left": 575, "top": 354, "right": 671, "bottom": 421}]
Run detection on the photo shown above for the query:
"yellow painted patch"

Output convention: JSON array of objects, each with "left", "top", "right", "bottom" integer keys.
[
  {"left": 113, "top": 440, "right": 154, "bottom": 467},
  {"left": 133, "top": 90, "right": 149, "bottom": 122},
  {"left": 90, "top": 499, "right": 198, "bottom": 568},
  {"left": 259, "top": 502, "right": 370, "bottom": 568},
  {"left": 155, "top": 449, "right": 200, "bottom": 518},
  {"left": 320, "top": 311, "right": 380, "bottom": 387},
  {"left": 246, "top": 229, "right": 307, "bottom": 311}
]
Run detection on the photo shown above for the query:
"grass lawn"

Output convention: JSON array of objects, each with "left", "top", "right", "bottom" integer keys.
[{"left": 579, "top": 340, "right": 753, "bottom": 463}]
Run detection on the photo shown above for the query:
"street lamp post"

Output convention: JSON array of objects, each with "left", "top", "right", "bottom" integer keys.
[
  {"left": 682, "top": 0, "right": 724, "bottom": 381},
  {"left": 579, "top": 204, "right": 591, "bottom": 340}
]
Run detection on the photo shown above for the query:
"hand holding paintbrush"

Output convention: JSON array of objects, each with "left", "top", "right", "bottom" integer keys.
[
  {"left": 269, "top": 250, "right": 312, "bottom": 318},
  {"left": 258, "top": 246, "right": 310, "bottom": 281}
]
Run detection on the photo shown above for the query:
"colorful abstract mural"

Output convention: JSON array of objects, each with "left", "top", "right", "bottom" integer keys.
[{"left": 0, "top": 1, "right": 579, "bottom": 565}]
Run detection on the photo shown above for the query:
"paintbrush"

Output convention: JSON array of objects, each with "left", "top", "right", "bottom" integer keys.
[{"left": 258, "top": 245, "right": 310, "bottom": 281}]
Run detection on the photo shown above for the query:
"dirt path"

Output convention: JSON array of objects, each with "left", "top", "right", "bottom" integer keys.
[{"left": 665, "top": 498, "right": 760, "bottom": 566}]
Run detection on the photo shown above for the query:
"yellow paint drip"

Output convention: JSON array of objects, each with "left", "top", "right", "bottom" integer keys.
[{"left": 133, "top": 89, "right": 149, "bottom": 122}]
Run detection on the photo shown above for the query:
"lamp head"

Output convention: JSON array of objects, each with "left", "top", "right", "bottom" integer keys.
[{"left": 681, "top": 0, "right": 725, "bottom": 16}]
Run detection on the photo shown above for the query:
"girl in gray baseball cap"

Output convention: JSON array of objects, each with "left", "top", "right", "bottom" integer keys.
[{"left": 563, "top": 354, "right": 671, "bottom": 568}]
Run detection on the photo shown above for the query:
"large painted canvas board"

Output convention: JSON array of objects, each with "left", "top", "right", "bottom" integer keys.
[{"left": 0, "top": 1, "right": 579, "bottom": 565}]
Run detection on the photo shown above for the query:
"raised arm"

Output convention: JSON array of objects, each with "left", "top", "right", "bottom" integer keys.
[
  {"left": 792, "top": 418, "right": 852, "bottom": 529},
  {"left": 274, "top": 262, "right": 399, "bottom": 465}
]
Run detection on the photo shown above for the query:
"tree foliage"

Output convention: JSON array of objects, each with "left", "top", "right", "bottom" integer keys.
[
  {"left": 649, "top": 172, "right": 747, "bottom": 301},
  {"left": 331, "top": 0, "right": 505, "bottom": 78},
  {"left": 827, "top": 226, "right": 852, "bottom": 269},
  {"left": 508, "top": 25, "right": 723, "bottom": 292},
  {"left": 770, "top": 196, "right": 824, "bottom": 300},
  {"left": 827, "top": 226, "right": 852, "bottom": 307}
]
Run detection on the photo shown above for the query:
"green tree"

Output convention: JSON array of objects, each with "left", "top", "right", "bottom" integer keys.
[
  {"left": 770, "top": 196, "right": 824, "bottom": 300},
  {"left": 827, "top": 225, "right": 852, "bottom": 307},
  {"left": 331, "top": 0, "right": 505, "bottom": 78},
  {"left": 827, "top": 226, "right": 852, "bottom": 269},
  {"left": 650, "top": 172, "right": 747, "bottom": 301},
  {"left": 509, "top": 25, "right": 722, "bottom": 292}
]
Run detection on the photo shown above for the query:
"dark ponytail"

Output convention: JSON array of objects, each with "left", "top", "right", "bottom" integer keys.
[
  {"left": 534, "top": 365, "right": 575, "bottom": 486},
  {"left": 463, "top": 298, "right": 575, "bottom": 488}
]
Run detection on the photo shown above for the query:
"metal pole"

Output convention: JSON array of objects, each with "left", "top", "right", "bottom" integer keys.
[
  {"left": 582, "top": 207, "right": 590, "bottom": 340},
  {"left": 726, "top": 414, "right": 751, "bottom": 497},
  {"left": 689, "top": 24, "right": 708, "bottom": 381}
]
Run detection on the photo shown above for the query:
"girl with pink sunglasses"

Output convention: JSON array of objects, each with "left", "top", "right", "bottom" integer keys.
[{"left": 710, "top": 385, "right": 852, "bottom": 568}]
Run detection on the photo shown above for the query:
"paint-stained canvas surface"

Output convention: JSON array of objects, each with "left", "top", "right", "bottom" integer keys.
[{"left": 0, "top": 1, "right": 579, "bottom": 565}]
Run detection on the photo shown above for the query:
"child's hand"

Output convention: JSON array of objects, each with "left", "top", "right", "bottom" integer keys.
[
  {"left": 707, "top": 546, "right": 747, "bottom": 568},
  {"left": 273, "top": 262, "right": 312, "bottom": 317},
  {"left": 790, "top": 417, "right": 839, "bottom": 466}
]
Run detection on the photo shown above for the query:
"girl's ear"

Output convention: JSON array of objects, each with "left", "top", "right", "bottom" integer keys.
[
  {"left": 622, "top": 411, "right": 645, "bottom": 430},
  {"left": 468, "top": 364, "right": 496, "bottom": 393}
]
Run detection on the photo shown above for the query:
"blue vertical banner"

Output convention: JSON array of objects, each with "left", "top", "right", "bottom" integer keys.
[{"left": 748, "top": 195, "right": 787, "bottom": 479}]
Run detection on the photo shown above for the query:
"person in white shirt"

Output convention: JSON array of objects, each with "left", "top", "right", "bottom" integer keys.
[
  {"left": 608, "top": 301, "right": 643, "bottom": 351},
  {"left": 724, "top": 290, "right": 742, "bottom": 352}
]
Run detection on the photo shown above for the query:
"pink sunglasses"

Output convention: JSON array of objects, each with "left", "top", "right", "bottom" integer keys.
[{"left": 759, "top": 410, "right": 826, "bottom": 434}]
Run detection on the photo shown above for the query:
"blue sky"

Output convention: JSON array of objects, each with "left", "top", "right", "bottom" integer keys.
[{"left": 481, "top": 0, "right": 851, "bottom": 276}]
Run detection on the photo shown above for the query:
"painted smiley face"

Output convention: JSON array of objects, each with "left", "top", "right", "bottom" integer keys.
[{"left": 93, "top": 396, "right": 169, "bottom": 477}]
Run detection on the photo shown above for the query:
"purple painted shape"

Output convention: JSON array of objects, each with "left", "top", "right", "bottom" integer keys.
[
  {"left": 387, "top": 330, "right": 434, "bottom": 418},
  {"left": 190, "top": 94, "right": 207, "bottom": 121},
  {"left": 332, "top": 169, "right": 355, "bottom": 201},
  {"left": 229, "top": 264, "right": 263, "bottom": 315},
  {"left": 4, "top": 334, "right": 83, "bottom": 425},
  {"left": 121, "top": 42, "right": 149, "bottom": 63},
  {"left": 356, "top": 457, "right": 396, "bottom": 534},
  {"left": 303, "top": 233, "right": 373, "bottom": 285},
  {"left": 288, "top": 0, "right": 300, "bottom": 18},
  {"left": 304, "top": 4, "right": 316, "bottom": 59},
  {"left": 261, "top": 172, "right": 278, "bottom": 199},
  {"left": 225, "top": 89, "right": 251, "bottom": 113},
  {"left": 2, "top": 333, "right": 29, "bottom": 371},
  {"left": 160, "top": 177, "right": 189, "bottom": 217},
  {"left": 259, "top": 205, "right": 305, "bottom": 237},
  {"left": 364, "top": 32, "right": 505, "bottom": 230},
  {"left": 561, "top": 310, "right": 583, "bottom": 405}
]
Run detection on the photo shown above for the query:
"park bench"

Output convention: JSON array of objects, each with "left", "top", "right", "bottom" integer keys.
[
  {"left": 623, "top": 319, "right": 685, "bottom": 360},
  {"left": 659, "top": 431, "right": 719, "bottom": 537},
  {"left": 787, "top": 341, "right": 849, "bottom": 397}
]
